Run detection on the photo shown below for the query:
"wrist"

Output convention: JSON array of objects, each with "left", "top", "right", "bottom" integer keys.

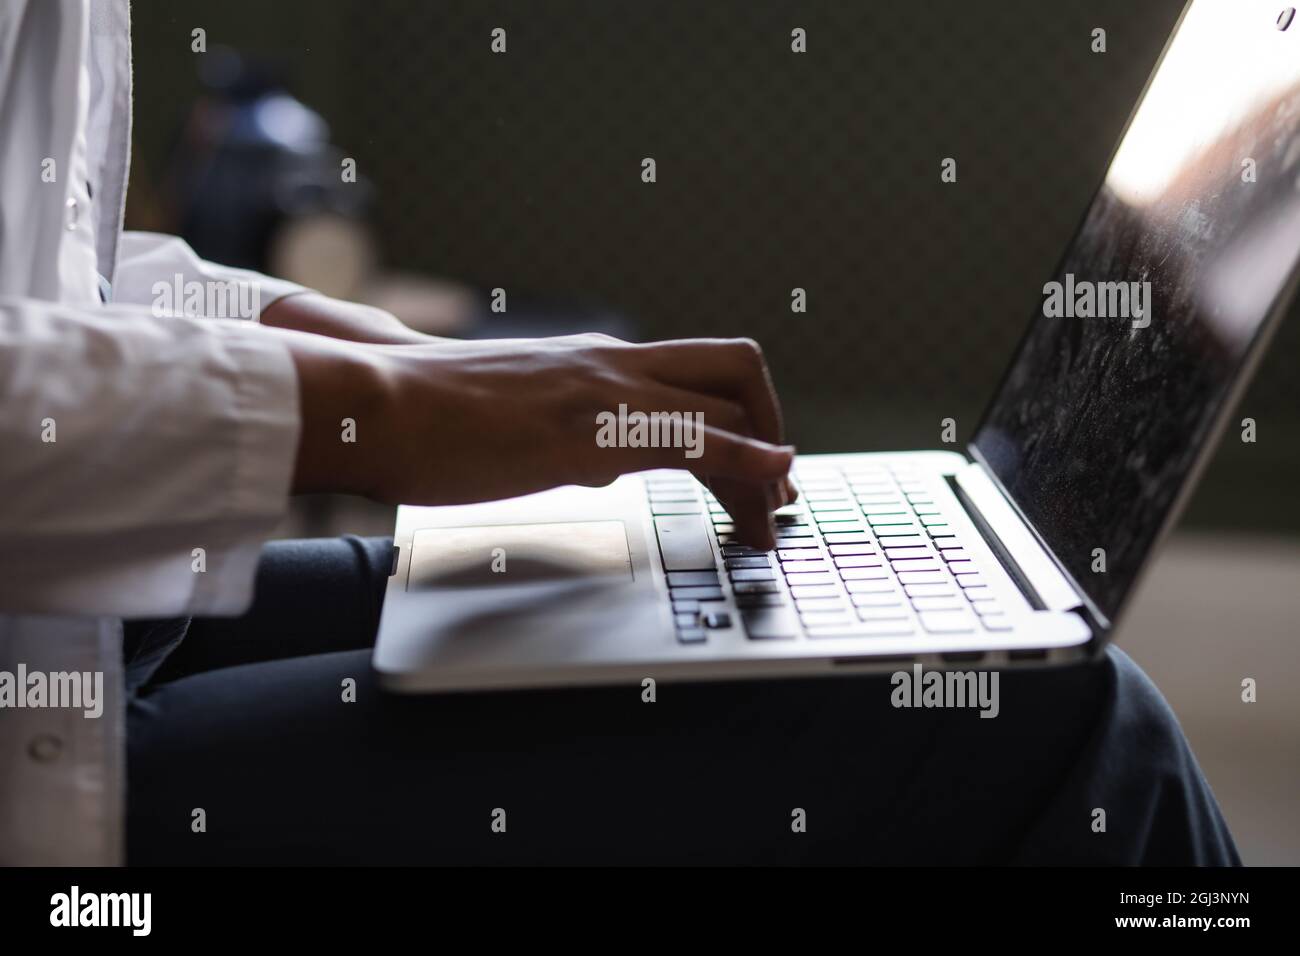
[{"left": 281, "top": 331, "right": 396, "bottom": 499}]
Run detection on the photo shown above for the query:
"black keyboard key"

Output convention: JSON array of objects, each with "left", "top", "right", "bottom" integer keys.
[
  {"left": 774, "top": 525, "right": 813, "bottom": 537},
  {"left": 666, "top": 570, "right": 719, "bottom": 587},
  {"left": 669, "top": 585, "right": 725, "bottom": 601}
]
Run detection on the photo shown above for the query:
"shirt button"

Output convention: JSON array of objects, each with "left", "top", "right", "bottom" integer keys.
[
  {"left": 27, "top": 734, "right": 63, "bottom": 763},
  {"left": 65, "top": 197, "right": 79, "bottom": 231}
]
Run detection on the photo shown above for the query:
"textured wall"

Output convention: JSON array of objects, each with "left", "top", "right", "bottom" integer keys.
[{"left": 128, "top": 0, "right": 1299, "bottom": 529}]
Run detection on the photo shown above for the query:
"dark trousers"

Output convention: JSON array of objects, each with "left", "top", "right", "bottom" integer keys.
[{"left": 124, "top": 536, "right": 1240, "bottom": 865}]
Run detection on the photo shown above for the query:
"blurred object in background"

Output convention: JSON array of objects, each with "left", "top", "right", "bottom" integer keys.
[
  {"left": 154, "top": 45, "right": 475, "bottom": 338},
  {"left": 173, "top": 46, "right": 371, "bottom": 291},
  {"left": 150, "top": 44, "right": 637, "bottom": 344}
]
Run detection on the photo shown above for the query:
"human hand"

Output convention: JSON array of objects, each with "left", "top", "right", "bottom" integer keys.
[{"left": 287, "top": 332, "right": 796, "bottom": 549}]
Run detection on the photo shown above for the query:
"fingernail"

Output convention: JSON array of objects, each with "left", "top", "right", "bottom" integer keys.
[{"left": 767, "top": 445, "right": 795, "bottom": 472}]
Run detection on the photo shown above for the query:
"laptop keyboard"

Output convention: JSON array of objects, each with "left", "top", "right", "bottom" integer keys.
[{"left": 647, "top": 460, "right": 1013, "bottom": 644}]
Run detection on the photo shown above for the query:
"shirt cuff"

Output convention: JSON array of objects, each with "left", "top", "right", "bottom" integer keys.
[{"left": 187, "top": 322, "right": 302, "bottom": 615}]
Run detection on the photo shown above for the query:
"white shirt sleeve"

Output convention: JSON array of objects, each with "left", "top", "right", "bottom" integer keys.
[
  {"left": 0, "top": 296, "right": 301, "bottom": 617},
  {"left": 111, "top": 231, "right": 308, "bottom": 321}
]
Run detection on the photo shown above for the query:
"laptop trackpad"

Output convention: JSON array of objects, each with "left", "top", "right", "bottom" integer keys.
[{"left": 407, "top": 521, "right": 633, "bottom": 589}]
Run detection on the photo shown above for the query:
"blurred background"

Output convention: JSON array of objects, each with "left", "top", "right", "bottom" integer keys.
[{"left": 127, "top": 0, "right": 1298, "bottom": 863}]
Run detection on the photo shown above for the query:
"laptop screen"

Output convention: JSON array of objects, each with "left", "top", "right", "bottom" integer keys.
[{"left": 972, "top": 0, "right": 1300, "bottom": 623}]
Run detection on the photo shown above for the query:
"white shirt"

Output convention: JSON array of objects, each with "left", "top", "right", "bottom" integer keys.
[{"left": 0, "top": 0, "right": 306, "bottom": 864}]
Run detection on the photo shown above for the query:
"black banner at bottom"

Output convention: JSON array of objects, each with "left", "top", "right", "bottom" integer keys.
[{"left": 0, "top": 865, "right": 1283, "bottom": 940}]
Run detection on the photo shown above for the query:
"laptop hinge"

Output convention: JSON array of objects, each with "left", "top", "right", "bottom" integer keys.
[{"left": 953, "top": 462, "right": 1083, "bottom": 613}]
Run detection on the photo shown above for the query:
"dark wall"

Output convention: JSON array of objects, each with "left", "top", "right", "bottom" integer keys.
[{"left": 128, "top": 0, "right": 1299, "bottom": 530}]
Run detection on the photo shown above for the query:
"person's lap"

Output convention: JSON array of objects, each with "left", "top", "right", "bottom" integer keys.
[{"left": 125, "top": 536, "right": 1240, "bottom": 865}]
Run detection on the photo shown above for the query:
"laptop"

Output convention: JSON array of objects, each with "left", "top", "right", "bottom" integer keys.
[{"left": 375, "top": 0, "right": 1300, "bottom": 692}]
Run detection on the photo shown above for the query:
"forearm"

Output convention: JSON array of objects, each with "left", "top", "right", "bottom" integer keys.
[
  {"left": 260, "top": 326, "right": 395, "bottom": 499},
  {"left": 262, "top": 291, "right": 449, "bottom": 346}
]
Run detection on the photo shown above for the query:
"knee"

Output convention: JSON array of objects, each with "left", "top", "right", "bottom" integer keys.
[
  {"left": 1096, "top": 646, "right": 1240, "bottom": 865},
  {"left": 1104, "top": 646, "right": 1186, "bottom": 759}
]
